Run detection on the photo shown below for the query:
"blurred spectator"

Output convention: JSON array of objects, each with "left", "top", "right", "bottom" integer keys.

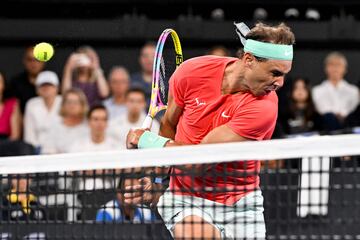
[
  {"left": 70, "top": 105, "right": 118, "bottom": 190},
  {"left": 62, "top": 46, "right": 109, "bottom": 107},
  {"left": 278, "top": 77, "right": 323, "bottom": 135},
  {"left": 130, "top": 42, "right": 156, "bottom": 105},
  {"left": 108, "top": 88, "right": 159, "bottom": 146},
  {"left": 206, "top": 45, "right": 231, "bottom": 57},
  {"left": 312, "top": 52, "right": 359, "bottom": 130},
  {"left": 253, "top": 8, "right": 268, "bottom": 21},
  {"left": 96, "top": 175, "right": 156, "bottom": 223},
  {"left": 9, "top": 46, "right": 45, "bottom": 113},
  {"left": 42, "top": 89, "right": 89, "bottom": 154},
  {"left": 0, "top": 72, "right": 21, "bottom": 141},
  {"left": 24, "top": 71, "right": 62, "bottom": 152},
  {"left": 2, "top": 176, "right": 46, "bottom": 221},
  {"left": 103, "top": 66, "right": 130, "bottom": 120}
]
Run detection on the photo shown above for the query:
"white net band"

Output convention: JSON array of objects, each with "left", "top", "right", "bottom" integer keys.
[{"left": 1, "top": 134, "right": 360, "bottom": 174}]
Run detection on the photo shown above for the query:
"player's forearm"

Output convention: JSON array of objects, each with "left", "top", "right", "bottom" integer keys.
[{"left": 159, "top": 117, "right": 177, "bottom": 139}]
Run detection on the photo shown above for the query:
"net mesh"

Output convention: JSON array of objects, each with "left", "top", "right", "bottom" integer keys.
[{"left": 0, "top": 134, "right": 360, "bottom": 240}]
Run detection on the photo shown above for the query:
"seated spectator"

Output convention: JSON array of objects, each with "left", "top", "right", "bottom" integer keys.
[
  {"left": 70, "top": 105, "right": 118, "bottom": 190},
  {"left": 42, "top": 89, "right": 89, "bottom": 154},
  {"left": 0, "top": 72, "right": 21, "bottom": 141},
  {"left": 9, "top": 46, "right": 45, "bottom": 113},
  {"left": 345, "top": 81, "right": 360, "bottom": 128},
  {"left": 130, "top": 42, "right": 156, "bottom": 106},
  {"left": 96, "top": 175, "right": 156, "bottom": 223},
  {"left": 103, "top": 66, "right": 130, "bottom": 120},
  {"left": 206, "top": 45, "right": 231, "bottom": 57},
  {"left": 278, "top": 77, "right": 323, "bottom": 135},
  {"left": 2, "top": 176, "right": 46, "bottom": 221},
  {"left": 312, "top": 52, "right": 359, "bottom": 131},
  {"left": 24, "top": 71, "right": 62, "bottom": 152},
  {"left": 62, "top": 46, "right": 109, "bottom": 107},
  {"left": 108, "top": 88, "right": 159, "bottom": 147}
]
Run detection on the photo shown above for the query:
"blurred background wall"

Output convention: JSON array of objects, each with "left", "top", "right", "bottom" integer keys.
[{"left": 2, "top": 0, "right": 360, "bottom": 85}]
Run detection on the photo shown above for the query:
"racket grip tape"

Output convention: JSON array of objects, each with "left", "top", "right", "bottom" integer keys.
[{"left": 142, "top": 115, "right": 153, "bottom": 129}]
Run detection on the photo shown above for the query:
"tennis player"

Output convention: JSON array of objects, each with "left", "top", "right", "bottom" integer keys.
[{"left": 126, "top": 22, "right": 295, "bottom": 239}]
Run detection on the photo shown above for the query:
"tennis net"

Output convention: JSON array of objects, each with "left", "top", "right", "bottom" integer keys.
[{"left": 0, "top": 134, "right": 360, "bottom": 239}]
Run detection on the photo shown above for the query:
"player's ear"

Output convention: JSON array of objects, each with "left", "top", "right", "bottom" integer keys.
[{"left": 243, "top": 52, "right": 255, "bottom": 68}]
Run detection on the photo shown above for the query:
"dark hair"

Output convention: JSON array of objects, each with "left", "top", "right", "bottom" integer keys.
[
  {"left": 87, "top": 104, "right": 108, "bottom": 119},
  {"left": 238, "top": 22, "right": 296, "bottom": 61},
  {"left": 125, "top": 87, "right": 146, "bottom": 99},
  {"left": 288, "top": 77, "right": 316, "bottom": 122},
  {"left": 0, "top": 72, "right": 12, "bottom": 101}
]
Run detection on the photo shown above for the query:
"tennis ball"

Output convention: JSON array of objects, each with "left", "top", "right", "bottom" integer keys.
[{"left": 33, "top": 42, "right": 54, "bottom": 62}]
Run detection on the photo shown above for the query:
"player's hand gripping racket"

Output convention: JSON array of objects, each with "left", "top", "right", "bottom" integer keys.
[{"left": 141, "top": 28, "right": 183, "bottom": 129}]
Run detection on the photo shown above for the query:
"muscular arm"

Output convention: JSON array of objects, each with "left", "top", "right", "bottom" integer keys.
[
  {"left": 167, "top": 124, "right": 251, "bottom": 172},
  {"left": 159, "top": 93, "right": 182, "bottom": 139}
]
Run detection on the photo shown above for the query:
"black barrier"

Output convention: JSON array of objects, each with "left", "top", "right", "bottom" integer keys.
[
  {"left": 261, "top": 163, "right": 360, "bottom": 239},
  {"left": 0, "top": 223, "right": 172, "bottom": 240}
]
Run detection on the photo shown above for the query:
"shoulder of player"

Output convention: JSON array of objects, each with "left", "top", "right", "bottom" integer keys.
[
  {"left": 179, "top": 56, "right": 235, "bottom": 72},
  {"left": 184, "top": 55, "right": 235, "bottom": 65}
]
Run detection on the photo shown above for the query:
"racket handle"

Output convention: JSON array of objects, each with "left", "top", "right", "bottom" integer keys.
[{"left": 142, "top": 115, "right": 153, "bottom": 129}]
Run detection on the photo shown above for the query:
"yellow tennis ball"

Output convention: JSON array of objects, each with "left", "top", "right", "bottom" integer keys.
[{"left": 33, "top": 42, "right": 54, "bottom": 62}]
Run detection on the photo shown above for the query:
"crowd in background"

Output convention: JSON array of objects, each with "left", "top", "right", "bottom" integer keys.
[{"left": 1, "top": 43, "right": 360, "bottom": 222}]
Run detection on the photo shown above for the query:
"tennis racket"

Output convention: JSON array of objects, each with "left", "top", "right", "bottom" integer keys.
[{"left": 141, "top": 28, "right": 183, "bottom": 129}]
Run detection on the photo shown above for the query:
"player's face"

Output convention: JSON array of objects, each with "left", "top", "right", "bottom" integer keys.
[
  {"left": 88, "top": 109, "right": 108, "bottom": 134},
  {"left": 126, "top": 92, "right": 146, "bottom": 115},
  {"left": 245, "top": 56, "right": 292, "bottom": 97},
  {"left": 110, "top": 70, "right": 129, "bottom": 96}
]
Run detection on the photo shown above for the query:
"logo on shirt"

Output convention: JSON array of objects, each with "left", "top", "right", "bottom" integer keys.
[
  {"left": 195, "top": 98, "right": 206, "bottom": 106},
  {"left": 221, "top": 111, "right": 231, "bottom": 118}
]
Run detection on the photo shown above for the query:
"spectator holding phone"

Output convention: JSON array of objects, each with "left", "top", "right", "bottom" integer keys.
[{"left": 62, "top": 46, "right": 109, "bottom": 107}]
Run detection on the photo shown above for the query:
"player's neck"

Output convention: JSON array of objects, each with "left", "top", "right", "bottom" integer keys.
[{"left": 221, "top": 60, "right": 247, "bottom": 94}]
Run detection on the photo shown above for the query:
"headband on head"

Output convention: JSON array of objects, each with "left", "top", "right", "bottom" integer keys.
[{"left": 234, "top": 22, "right": 293, "bottom": 61}]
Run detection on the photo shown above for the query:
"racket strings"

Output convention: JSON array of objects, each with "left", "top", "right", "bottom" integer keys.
[{"left": 158, "top": 40, "right": 176, "bottom": 105}]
